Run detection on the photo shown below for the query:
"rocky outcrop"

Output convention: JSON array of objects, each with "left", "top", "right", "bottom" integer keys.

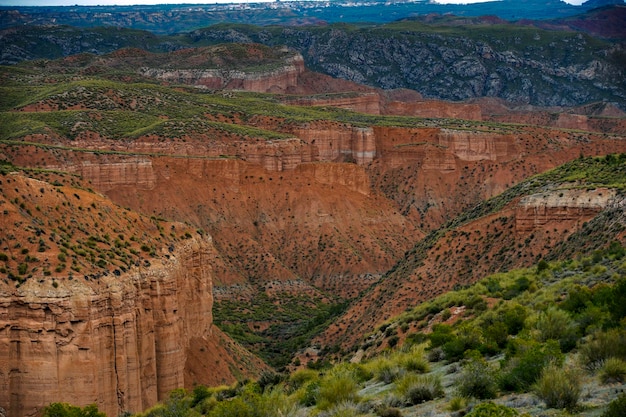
[
  {"left": 0, "top": 236, "right": 214, "bottom": 417},
  {"left": 80, "top": 158, "right": 157, "bottom": 191},
  {"left": 193, "top": 24, "right": 625, "bottom": 110},
  {"left": 294, "top": 122, "right": 377, "bottom": 166},
  {"left": 139, "top": 54, "right": 305, "bottom": 93},
  {"left": 516, "top": 188, "right": 616, "bottom": 232}
]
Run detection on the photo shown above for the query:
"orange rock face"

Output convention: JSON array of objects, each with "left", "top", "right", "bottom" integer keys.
[{"left": 0, "top": 236, "right": 214, "bottom": 417}]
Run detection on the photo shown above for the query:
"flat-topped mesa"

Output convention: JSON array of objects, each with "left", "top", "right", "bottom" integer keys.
[
  {"left": 139, "top": 54, "right": 305, "bottom": 93},
  {"left": 515, "top": 188, "right": 617, "bottom": 232},
  {"left": 0, "top": 235, "right": 214, "bottom": 417},
  {"left": 371, "top": 126, "right": 519, "bottom": 170}
]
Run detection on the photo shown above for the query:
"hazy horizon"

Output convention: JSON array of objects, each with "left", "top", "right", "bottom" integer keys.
[{"left": 0, "top": 0, "right": 589, "bottom": 7}]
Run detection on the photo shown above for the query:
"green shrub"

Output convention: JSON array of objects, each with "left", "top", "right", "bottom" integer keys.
[
  {"left": 402, "top": 356, "right": 429, "bottom": 374},
  {"left": 429, "top": 324, "right": 454, "bottom": 348},
  {"left": 440, "top": 324, "right": 484, "bottom": 362},
  {"left": 465, "top": 402, "right": 521, "bottom": 417},
  {"left": 316, "top": 370, "right": 360, "bottom": 410},
  {"left": 287, "top": 368, "right": 319, "bottom": 392},
  {"left": 500, "top": 339, "right": 563, "bottom": 392},
  {"left": 456, "top": 356, "right": 498, "bottom": 399},
  {"left": 579, "top": 328, "right": 626, "bottom": 370},
  {"left": 599, "top": 357, "right": 626, "bottom": 384},
  {"left": 297, "top": 380, "right": 320, "bottom": 407},
  {"left": 257, "top": 370, "right": 284, "bottom": 392},
  {"left": 501, "top": 304, "right": 527, "bottom": 336},
  {"left": 503, "top": 276, "right": 532, "bottom": 299},
  {"left": 255, "top": 388, "right": 301, "bottom": 417},
  {"left": 534, "top": 307, "right": 578, "bottom": 352},
  {"left": 602, "top": 393, "right": 626, "bottom": 417},
  {"left": 446, "top": 396, "right": 467, "bottom": 412},
  {"left": 331, "top": 362, "right": 372, "bottom": 384},
  {"left": 609, "top": 278, "right": 626, "bottom": 323},
  {"left": 191, "top": 385, "right": 210, "bottom": 407},
  {"left": 395, "top": 373, "right": 444, "bottom": 405},
  {"left": 43, "top": 403, "right": 106, "bottom": 417},
  {"left": 482, "top": 321, "right": 509, "bottom": 351},
  {"left": 364, "top": 357, "right": 403, "bottom": 384},
  {"left": 397, "top": 346, "right": 430, "bottom": 373},
  {"left": 208, "top": 396, "right": 254, "bottom": 417},
  {"left": 537, "top": 259, "right": 550, "bottom": 273},
  {"left": 533, "top": 363, "right": 581, "bottom": 412},
  {"left": 560, "top": 285, "right": 592, "bottom": 314}
]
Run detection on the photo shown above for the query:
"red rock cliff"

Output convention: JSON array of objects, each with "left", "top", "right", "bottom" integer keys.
[{"left": 0, "top": 236, "right": 214, "bottom": 417}]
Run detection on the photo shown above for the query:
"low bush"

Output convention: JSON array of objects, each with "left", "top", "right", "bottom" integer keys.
[
  {"left": 376, "top": 407, "right": 403, "bottom": 417},
  {"left": 500, "top": 339, "right": 563, "bottom": 392},
  {"left": 43, "top": 403, "right": 105, "bottom": 417},
  {"left": 316, "top": 370, "right": 360, "bottom": 410},
  {"left": 364, "top": 357, "right": 403, "bottom": 384},
  {"left": 318, "top": 401, "right": 361, "bottom": 417},
  {"left": 579, "top": 328, "right": 626, "bottom": 370},
  {"left": 464, "top": 401, "right": 522, "bottom": 417},
  {"left": 287, "top": 368, "right": 319, "bottom": 392},
  {"left": 395, "top": 373, "right": 444, "bottom": 405},
  {"left": 533, "top": 363, "right": 581, "bottom": 412},
  {"left": 534, "top": 307, "right": 578, "bottom": 352},
  {"left": 456, "top": 356, "right": 498, "bottom": 399},
  {"left": 599, "top": 357, "right": 626, "bottom": 384},
  {"left": 446, "top": 396, "right": 467, "bottom": 412},
  {"left": 296, "top": 380, "right": 320, "bottom": 407},
  {"left": 396, "top": 345, "right": 430, "bottom": 373}
]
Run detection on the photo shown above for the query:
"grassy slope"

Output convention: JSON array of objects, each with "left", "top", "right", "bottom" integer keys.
[{"left": 124, "top": 242, "right": 626, "bottom": 417}]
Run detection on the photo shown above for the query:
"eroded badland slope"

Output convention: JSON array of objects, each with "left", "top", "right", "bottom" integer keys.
[{"left": 0, "top": 170, "right": 267, "bottom": 417}]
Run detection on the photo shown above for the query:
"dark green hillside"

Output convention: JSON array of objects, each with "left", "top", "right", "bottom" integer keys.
[{"left": 190, "top": 21, "right": 625, "bottom": 108}]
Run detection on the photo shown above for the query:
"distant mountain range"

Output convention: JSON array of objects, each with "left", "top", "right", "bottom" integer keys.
[
  {"left": 1, "top": 5, "right": 624, "bottom": 109},
  {"left": 0, "top": 0, "right": 624, "bottom": 34}
]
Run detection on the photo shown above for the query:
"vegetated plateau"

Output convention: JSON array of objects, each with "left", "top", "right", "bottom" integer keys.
[{"left": 1, "top": 4, "right": 626, "bottom": 417}]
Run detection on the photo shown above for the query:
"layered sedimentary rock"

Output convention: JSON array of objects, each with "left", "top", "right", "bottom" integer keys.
[
  {"left": 0, "top": 236, "right": 214, "bottom": 417},
  {"left": 371, "top": 126, "right": 518, "bottom": 170},
  {"left": 292, "top": 122, "right": 376, "bottom": 165},
  {"left": 80, "top": 158, "right": 157, "bottom": 191},
  {"left": 516, "top": 188, "right": 616, "bottom": 232},
  {"left": 139, "top": 54, "right": 305, "bottom": 93}
]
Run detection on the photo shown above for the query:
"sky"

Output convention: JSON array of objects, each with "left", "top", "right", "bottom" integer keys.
[{"left": 0, "top": 0, "right": 589, "bottom": 7}]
